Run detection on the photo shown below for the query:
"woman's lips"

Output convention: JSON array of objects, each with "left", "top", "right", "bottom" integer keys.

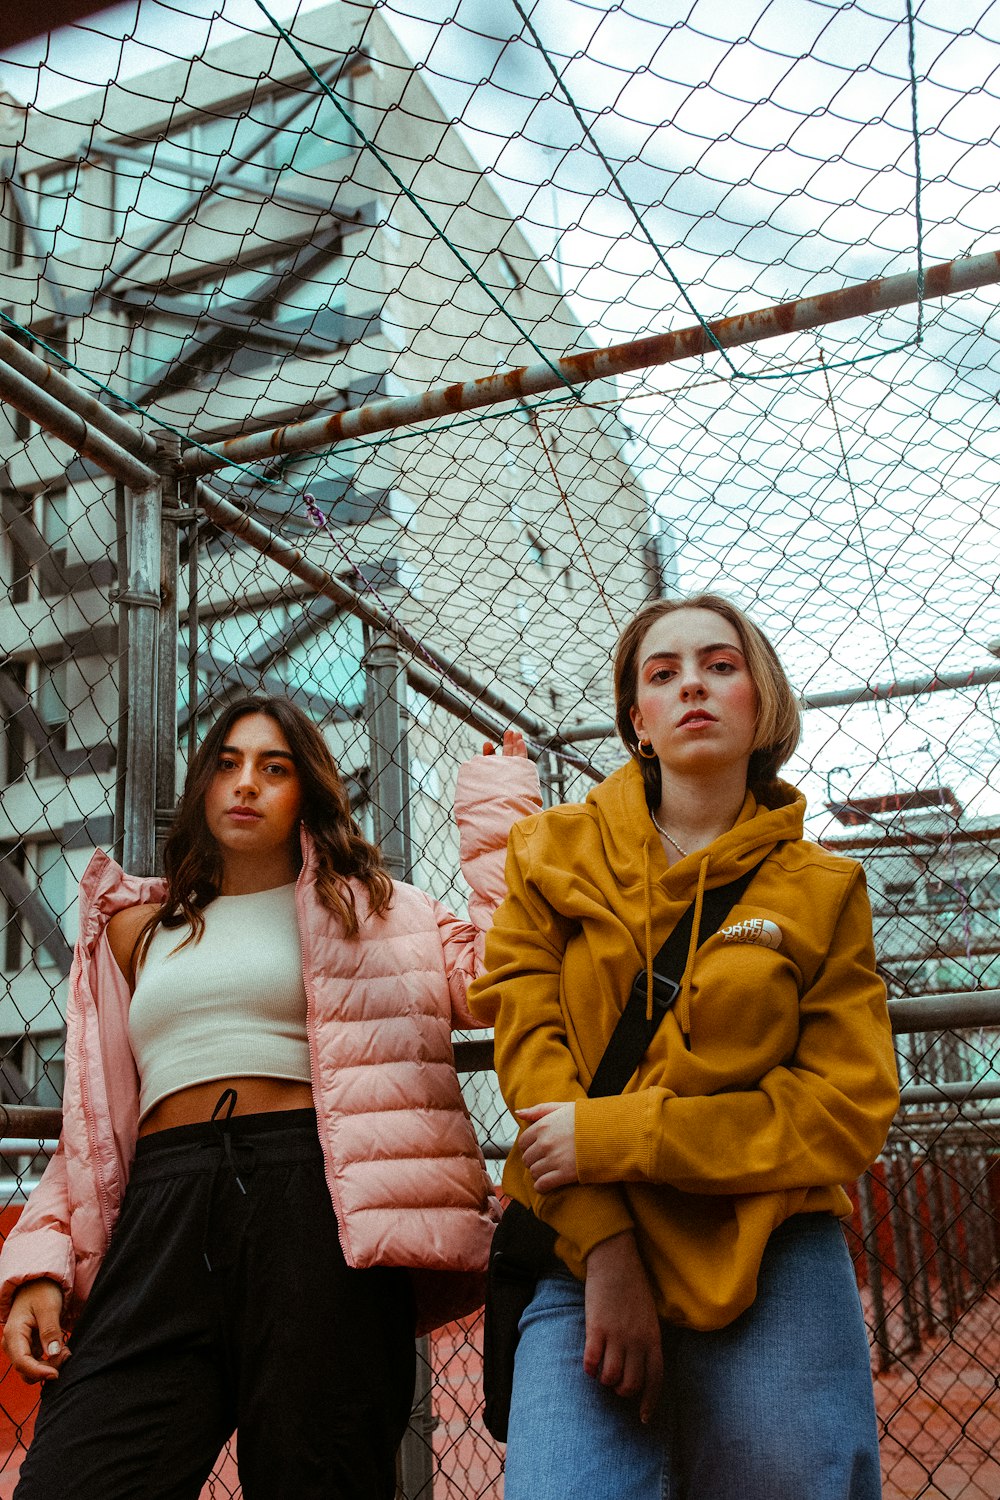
[
  {"left": 227, "top": 807, "right": 262, "bottom": 822},
  {"left": 677, "top": 711, "right": 716, "bottom": 727}
]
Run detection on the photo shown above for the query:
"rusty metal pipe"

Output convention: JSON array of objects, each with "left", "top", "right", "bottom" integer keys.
[
  {"left": 0, "top": 356, "right": 157, "bottom": 489},
  {"left": 0, "top": 325, "right": 156, "bottom": 461},
  {"left": 180, "top": 249, "right": 1000, "bottom": 475},
  {"left": 194, "top": 482, "right": 601, "bottom": 780}
]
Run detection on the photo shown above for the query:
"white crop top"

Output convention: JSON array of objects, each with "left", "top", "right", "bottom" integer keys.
[{"left": 128, "top": 883, "right": 310, "bottom": 1120}]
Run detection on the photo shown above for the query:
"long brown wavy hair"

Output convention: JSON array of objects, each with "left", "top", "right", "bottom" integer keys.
[
  {"left": 613, "top": 593, "right": 801, "bottom": 808},
  {"left": 137, "top": 696, "right": 393, "bottom": 963}
]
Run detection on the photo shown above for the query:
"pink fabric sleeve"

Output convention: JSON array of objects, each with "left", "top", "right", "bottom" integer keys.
[
  {"left": 0, "top": 1141, "right": 76, "bottom": 1322},
  {"left": 441, "top": 754, "right": 542, "bottom": 1026}
]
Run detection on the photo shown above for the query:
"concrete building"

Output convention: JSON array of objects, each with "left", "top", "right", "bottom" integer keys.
[{"left": 0, "top": 2, "right": 671, "bottom": 1115}]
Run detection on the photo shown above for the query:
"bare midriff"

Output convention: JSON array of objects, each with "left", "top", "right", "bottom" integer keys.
[{"left": 138, "top": 1077, "right": 315, "bottom": 1136}]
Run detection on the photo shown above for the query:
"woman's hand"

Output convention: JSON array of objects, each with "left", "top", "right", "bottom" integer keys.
[
  {"left": 482, "top": 729, "right": 527, "bottom": 758},
  {"left": 2, "top": 1278, "right": 70, "bottom": 1384},
  {"left": 517, "top": 1101, "right": 578, "bottom": 1192},
  {"left": 584, "top": 1231, "right": 664, "bottom": 1424}
]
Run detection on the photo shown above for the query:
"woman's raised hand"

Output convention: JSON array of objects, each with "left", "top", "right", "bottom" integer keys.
[
  {"left": 482, "top": 729, "right": 528, "bottom": 758},
  {"left": 2, "top": 1278, "right": 69, "bottom": 1384}
]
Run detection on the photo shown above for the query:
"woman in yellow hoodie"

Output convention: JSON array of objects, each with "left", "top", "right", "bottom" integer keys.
[{"left": 469, "top": 594, "right": 898, "bottom": 1500}]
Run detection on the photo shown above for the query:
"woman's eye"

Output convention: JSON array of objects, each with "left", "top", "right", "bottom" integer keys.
[
  {"left": 650, "top": 668, "right": 674, "bottom": 683},
  {"left": 710, "top": 660, "right": 737, "bottom": 673}
]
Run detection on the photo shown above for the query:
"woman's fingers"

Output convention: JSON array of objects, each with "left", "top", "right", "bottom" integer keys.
[
  {"left": 482, "top": 730, "right": 528, "bottom": 757},
  {"left": 2, "top": 1281, "right": 68, "bottom": 1384}
]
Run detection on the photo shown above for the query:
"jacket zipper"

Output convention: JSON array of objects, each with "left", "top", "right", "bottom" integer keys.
[
  {"left": 297, "top": 877, "right": 357, "bottom": 1268},
  {"left": 77, "top": 984, "right": 117, "bottom": 1248}
]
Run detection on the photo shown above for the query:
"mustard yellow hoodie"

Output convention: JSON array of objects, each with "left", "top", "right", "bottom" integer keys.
[{"left": 468, "top": 760, "right": 899, "bottom": 1330}]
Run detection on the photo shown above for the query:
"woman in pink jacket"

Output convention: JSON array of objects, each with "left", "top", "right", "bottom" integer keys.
[{"left": 0, "top": 694, "right": 539, "bottom": 1500}]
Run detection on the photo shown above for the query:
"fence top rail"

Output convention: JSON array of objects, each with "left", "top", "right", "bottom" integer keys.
[
  {"left": 178, "top": 249, "right": 1000, "bottom": 476},
  {"left": 4, "top": 989, "right": 994, "bottom": 1140}
]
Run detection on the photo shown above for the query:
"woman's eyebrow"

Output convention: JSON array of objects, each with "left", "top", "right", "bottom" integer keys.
[
  {"left": 219, "top": 744, "right": 295, "bottom": 760},
  {"left": 640, "top": 643, "right": 745, "bottom": 668}
]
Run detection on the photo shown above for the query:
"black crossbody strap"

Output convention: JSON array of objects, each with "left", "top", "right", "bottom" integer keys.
[{"left": 587, "top": 865, "right": 759, "bottom": 1099}]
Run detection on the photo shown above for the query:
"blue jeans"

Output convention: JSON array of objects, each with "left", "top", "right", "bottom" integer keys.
[{"left": 504, "top": 1213, "right": 881, "bottom": 1500}]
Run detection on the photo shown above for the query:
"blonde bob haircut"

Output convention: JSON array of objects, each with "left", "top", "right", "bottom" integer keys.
[{"left": 613, "top": 593, "right": 801, "bottom": 808}]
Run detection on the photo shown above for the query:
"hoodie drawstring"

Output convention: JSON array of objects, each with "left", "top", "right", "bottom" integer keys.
[
  {"left": 676, "top": 854, "right": 709, "bottom": 1036},
  {"left": 643, "top": 842, "right": 655, "bottom": 1021}
]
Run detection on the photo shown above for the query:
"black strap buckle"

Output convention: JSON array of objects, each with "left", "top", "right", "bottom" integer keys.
[{"left": 630, "top": 967, "right": 682, "bottom": 1012}]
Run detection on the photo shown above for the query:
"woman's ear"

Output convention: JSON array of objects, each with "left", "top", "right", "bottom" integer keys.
[{"left": 629, "top": 704, "right": 645, "bottom": 742}]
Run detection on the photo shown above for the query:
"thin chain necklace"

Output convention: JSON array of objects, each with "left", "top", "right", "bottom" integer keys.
[{"left": 650, "top": 810, "right": 689, "bottom": 859}]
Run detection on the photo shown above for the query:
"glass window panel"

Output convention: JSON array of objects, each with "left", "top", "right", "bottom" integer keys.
[
  {"left": 130, "top": 315, "right": 191, "bottom": 392},
  {"left": 283, "top": 93, "right": 356, "bottom": 172},
  {"left": 37, "top": 662, "right": 68, "bottom": 731},
  {"left": 40, "top": 489, "right": 70, "bottom": 552},
  {"left": 272, "top": 261, "right": 348, "bottom": 325},
  {"left": 285, "top": 611, "right": 364, "bottom": 709}
]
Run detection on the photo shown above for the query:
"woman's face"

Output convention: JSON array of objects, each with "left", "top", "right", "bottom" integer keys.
[
  {"left": 629, "top": 608, "right": 758, "bottom": 781},
  {"left": 203, "top": 713, "right": 304, "bottom": 864}
]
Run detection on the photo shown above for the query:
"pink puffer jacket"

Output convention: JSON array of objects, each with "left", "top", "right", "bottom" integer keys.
[{"left": 0, "top": 755, "right": 540, "bottom": 1336}]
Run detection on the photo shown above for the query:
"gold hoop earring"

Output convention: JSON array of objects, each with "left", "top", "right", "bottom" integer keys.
[{"left": 637, "top": 740, "right": 658, "bottom": 760}]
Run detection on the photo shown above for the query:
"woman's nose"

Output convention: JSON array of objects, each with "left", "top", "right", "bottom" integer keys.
[{"left": 679, "top": 670, "right": 707, "bottom": 699}]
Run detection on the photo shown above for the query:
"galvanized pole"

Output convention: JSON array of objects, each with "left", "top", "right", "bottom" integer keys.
[
  {"left": 364, "top": 633, "right": 432, "bottom": 1498},
  {"left": 363, "top": 632, "right": 412, "bottom": 881},
  {"left": 120, "top": 476, "right": 162, "bottom": 876},
  {"left": 153, "top": 432, "right": 181, "bottom": 871}
]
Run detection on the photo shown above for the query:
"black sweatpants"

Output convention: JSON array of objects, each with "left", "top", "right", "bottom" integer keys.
[{"left": 16, "top": 1108, "right": 416, "bottom": 1500}]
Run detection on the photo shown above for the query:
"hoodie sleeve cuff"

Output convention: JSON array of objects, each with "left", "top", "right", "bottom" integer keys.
[
  {"left": 575, "top": 1092, "right": 671, "bottom": 1183},
  {"left": 501, "top": 1158, "right": 634, "bottom": 1261}
]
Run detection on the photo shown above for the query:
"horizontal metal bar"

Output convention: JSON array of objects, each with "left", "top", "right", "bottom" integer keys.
[
  {"left": 802, "top": 662, "right": 1000, "bottom": 711},
  {"left": 194, "top": 482, "right": 602, "bottom": 778},
  {"left": 6, "top": 992, "right": 994, "bottom": 1142},
  {"left": 898, "top": 1080, "right": 1000, "bottom": 1105},
  {"left": 454, "top": 990, "right": 1000, "bottom": 1077},
  {"left": 0, "top": 1106, "right": 62, "bottom": 1140},
  {"left": 557, "top": 662, "right": 1000, "bottom": 745},
  {"left": 0, "top": 324, "right": 156, "bottom": 461},
  {"left": 0, "top": 357, "right": 157, "bottom": 488},
  {"left": 180, "top": 248, "right": 1000, "bottom": 475},
  {"left": 888, "top": 991, "right": 1000, "bottom": 1032}
]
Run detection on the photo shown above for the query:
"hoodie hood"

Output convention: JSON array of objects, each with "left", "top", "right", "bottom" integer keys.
[
  {"left": 585, "top": 760, "right": 805, "bottom": 892},
  {"left": 583, "top": 761, "right": 806, "bottom": 1023}
]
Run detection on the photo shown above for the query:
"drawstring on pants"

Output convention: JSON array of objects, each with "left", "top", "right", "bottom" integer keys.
[{"left": 202, "top": 1088, "right": 256, "bottom": 1271}]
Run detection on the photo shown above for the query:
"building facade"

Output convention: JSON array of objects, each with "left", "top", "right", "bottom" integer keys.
[{"left": 0, "top": 1, "right": 671, "bottom": 1116}]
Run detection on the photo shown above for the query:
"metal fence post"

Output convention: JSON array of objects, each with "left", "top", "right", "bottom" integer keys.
[
  {"left": 119, "top": 473, "right": 162, "bottom": 876},
  {"left": 363, "top": 632, "right": 431, "bottom": 1498},
  {"left": 364, "top": 632, "right": 412, "bottom": 881},
  {"left": 153, "top": 431, "right": 181, "bottom": 871}
]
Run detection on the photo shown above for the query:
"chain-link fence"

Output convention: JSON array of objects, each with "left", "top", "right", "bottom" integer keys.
[{"left": 2, "top": 0, "right": 1000, "bottom": 1494}]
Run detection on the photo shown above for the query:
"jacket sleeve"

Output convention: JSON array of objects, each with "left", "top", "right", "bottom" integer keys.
[
  {"left": 438, "top": 754, "right": 543, "bottom": 1028},
  {"left": 573, "top": 868, "right": 900, "bottom": 1194},
  {"left": 468, "top": 822, "right": 636, "bottom": 1258},
  {"left": 0, "top": 1140, "right": 76, "bottom": 1322}
]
